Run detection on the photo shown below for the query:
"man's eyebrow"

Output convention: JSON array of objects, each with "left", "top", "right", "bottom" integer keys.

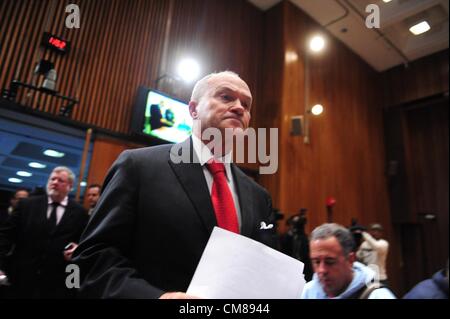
[{"left": 215, "top": 86, "right": 252, "bottom": 101}]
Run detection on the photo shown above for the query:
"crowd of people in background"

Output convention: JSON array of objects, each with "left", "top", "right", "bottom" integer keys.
[
  {"left": 0, "top": 167, "right": 101, "bottom": 298},
  {"left": 0, "top": 70, "right": 447, "bottom": 300},
  {"left": 0, "top": 179, "right": 447, "bottom": 299}
]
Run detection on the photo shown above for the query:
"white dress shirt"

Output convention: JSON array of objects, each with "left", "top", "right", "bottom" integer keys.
[
  {"left": 191, "top": 134, "right": 242, "bottom": 231},
  {"left": 47, "top": 196, "right": 69, "bottom": 225}
]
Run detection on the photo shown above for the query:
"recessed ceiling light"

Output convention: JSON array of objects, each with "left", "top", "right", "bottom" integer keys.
[
  {"left": 17, "top": 171, "right": 32, "bottom": 177},
  {"left": 8, "top": 177, "right": 23, "bottom": 183},
  {"left": 409, "top": 21, "right": 431, "bottom": 35},
  {"left": 44, "top": 149, "right": 65, "bottom": 158},
  {"left": 29, "top": 162, "right": 46, "bottom": 169},
  {"left": 382, "top": 0, "right": 392, "bottom": 3}
]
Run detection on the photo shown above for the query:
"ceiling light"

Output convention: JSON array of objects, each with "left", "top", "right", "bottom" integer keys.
[
  {"left": 309, "top": 36, "right": 326, "bottom": 53},
  {"left": 44, "top": 149, "right": 65, "bottom": 158},
  {"left": 382, "top": 0, "right": 392, "bottom": 3},
  {"left": 409, "top": 21, "right": 431, "bottom": 35},
  {"left": 8, "top": 177, "right": 23, "bottom": 183},
  {"left": 17, "top": 171, "right": 32, "bottom": 177},
  {"left": 311, "top": 104, "right": 324, "bottom": 115},
  {"left": 177, "top": 58, "right": 200, "bottom": 83},
  {"left": 29, "top": 162, "right": 47, "bottom": 169}
]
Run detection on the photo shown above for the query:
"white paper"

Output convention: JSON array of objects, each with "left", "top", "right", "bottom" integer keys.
[{"left": 187, "top": 227, "right": 305, "bottom": 299}]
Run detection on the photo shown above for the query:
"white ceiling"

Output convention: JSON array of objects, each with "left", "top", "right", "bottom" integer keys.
[{"left": 247, "top": 0, "right": 449, "bottom": 71}]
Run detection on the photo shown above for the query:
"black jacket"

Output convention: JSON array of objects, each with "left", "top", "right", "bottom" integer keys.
[
  {"left": 0, "top": 194, "right": 88, "bottom": 298},
  {"left": 72, "top": 139, "right": 274, "bottom": 298}
]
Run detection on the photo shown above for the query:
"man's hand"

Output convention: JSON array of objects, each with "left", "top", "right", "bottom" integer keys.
[
  {"left": 0, "top": 270, "right": 10, "bottom": 286},
  {"left": 63, "top": 242, "right": 78, "bottom": 261},
  {"left": 159, "top": 292, "right": 200, "bottom": 299}
]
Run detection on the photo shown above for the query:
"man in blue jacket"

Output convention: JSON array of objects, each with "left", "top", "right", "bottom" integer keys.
[
  {"left": 301, "top": 223, "right": 396, "bottom": 299},
  {"left": 404, "top": 262, "right": 448, "bottom": 299}
]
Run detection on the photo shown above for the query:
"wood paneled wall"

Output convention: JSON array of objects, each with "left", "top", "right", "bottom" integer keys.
[
  {"left": 260, "top": 1, "right": 390, "bottom": 234},
  {"left": 0, "top": 0, "right": 263, "bottom": 134},
  {"left": 383, "top": 49, "right": 449, "bottom": 107},
  {"left": 83, "top": 135, "right": 143, "bottom": 208}
]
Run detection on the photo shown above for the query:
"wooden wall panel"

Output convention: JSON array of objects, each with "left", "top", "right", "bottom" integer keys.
[
  {"left": 257, "top": 4, "right": 285, "bottom": 207},
  {"left": 383, "top": 49, "right": 449, "bottom": 107},
  {"left": 258, "top": 0, "right": 397, "bottom": 292},
  {"left": 0, "top": 0, "right": 263, "bottom": 134},
  {"left": 260, "top": 1, "right": 390, "bottom": 235},
  {"left": 83, "top": 135, "right": 144, "bottom": 208}
]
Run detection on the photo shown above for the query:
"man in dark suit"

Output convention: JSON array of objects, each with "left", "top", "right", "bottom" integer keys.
[
  {"left": 72, "top": 71, "right": 275, "bottom": 299},
  {"left": 0, "top": 166, "right": 88, "bottom": 298}
]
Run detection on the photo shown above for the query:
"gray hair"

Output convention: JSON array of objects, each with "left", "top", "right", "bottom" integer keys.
[
  {"left": 190, "top": 70, "right": 241, "bottom": 102},
  {"left": 51, "top": 166, "right": 75, "bottom": 185},
  {"left": 310, "top": 223, "right": 355, "bottom": 256}
]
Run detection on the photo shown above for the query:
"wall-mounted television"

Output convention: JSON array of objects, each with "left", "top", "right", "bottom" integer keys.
[{"left": 131, "top": 87, "right": 193, "bottom": 143}]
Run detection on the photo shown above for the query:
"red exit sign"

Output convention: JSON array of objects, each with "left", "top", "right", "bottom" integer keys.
[{"left": 41, "top": 32, "right": 70, "bottom": 54}]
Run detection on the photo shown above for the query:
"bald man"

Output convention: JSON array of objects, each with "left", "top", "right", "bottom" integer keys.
[{"left": 73, "top": 71, "right": 274, "bottom": 298}]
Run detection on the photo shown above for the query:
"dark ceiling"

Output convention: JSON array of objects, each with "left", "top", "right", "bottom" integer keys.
[{"left": 0, "top": 115, "right": 92, "bottom": 195}]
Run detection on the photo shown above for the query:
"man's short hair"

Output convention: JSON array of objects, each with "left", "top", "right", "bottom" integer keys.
[
  {"left": 88, "top": 184, "right": 102, "bottom": 193},
  {"left": 369, "top": 223, "right": 383, "bottom": 231},
  {"left": 190, "top": 70, "right": 241, "bottom": 102},
  {"left": 51, "top": 166, "right": 75, "bottom": 185},
  {"left": 14, "top": 187, "right": 30, "bottom": 195},
  {"left": 310, "top": 223, "right": 355, "bottom": 256}
]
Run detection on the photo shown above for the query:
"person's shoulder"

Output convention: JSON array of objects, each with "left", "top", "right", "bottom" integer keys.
[
  {"left": 403, "top": 278, "right": 441, "bottom": 299},
  {"left": 68, "top": 198, "right": 86, "bottom": 210},
  {"left": 368, "top": 286, "right": 397, "bottom": 299},
  {"left": 20, "top": 194, "right": 46, "bottom": 206},
  {"left": 301, "top": 279, "right": 323, "bottom": 299},
  {"left": 123, "top": 144, "right": 174, "bottom": 157},
  {"left": 117, "top": 144, "right": 174, "bottom": 165}
]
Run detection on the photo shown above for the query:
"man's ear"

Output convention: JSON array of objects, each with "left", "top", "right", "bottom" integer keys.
[
  {"left": 348, "top": 252, "right": 356, "bottom": 264},
  {"left": 189, "top": 101, "right": 198, "bottom": 118}
]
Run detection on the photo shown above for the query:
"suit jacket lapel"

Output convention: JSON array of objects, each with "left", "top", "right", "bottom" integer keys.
[
  {"left": 231, "top": 164, "right": 255, "bottom": 237},
  {"left": 53, "top": 200, "right": 77, "bottom": 235},
  {"left": 168, "top": 138, "right": 216, "bottom": 234}
]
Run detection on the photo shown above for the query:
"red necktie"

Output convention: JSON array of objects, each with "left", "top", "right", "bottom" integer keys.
[{"left": 206, "top": 160, "right": 239, "bottom": 233}]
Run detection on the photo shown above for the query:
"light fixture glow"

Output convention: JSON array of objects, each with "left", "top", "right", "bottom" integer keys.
[
  {"left": 80, "top": 181, "right": 87, "bottom": 187},
  {"left": 309, "top": 36, "right": 326, "bottom": 53},
  {"left": 285, "top": 51, "right": 298, "bottom": 63},
  {"left": 382, "top": 0, "right": 392, "bottom": 3},
  {"left": 17, "top": 171, "right": 32, "bottom": 177},
  {"left": 8, "top": 177, "right": 23, "bottom": 183},
  {"left": 311, "top": 104, "right": 324, "bottom": 115},
  {"left": 409, "top": 21, "right": 430, "bottom": 35},
  {"left": 29, "top": 162, "right": 46, "bottom": 169},
  {"left": 177, "top": 58, "right": 200, "bottom": 83},
  {"left": 44, "top": 149, "right": 65, "bottom": 158}
]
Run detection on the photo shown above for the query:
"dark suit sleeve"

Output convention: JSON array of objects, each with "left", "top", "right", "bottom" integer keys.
[
  {"left": 255, "top": 192, "right": 278, "bottom": 249},
  {"left": 72, "top": 150, "right": 164, "bottom": 298},
  {"left": 0, "top": 202, "right": 22, "bottom": 271}
]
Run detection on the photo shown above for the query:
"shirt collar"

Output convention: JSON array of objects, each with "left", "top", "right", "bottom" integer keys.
[
  {"left": 192, "top": 134, "right": 233, "bottom": 181},
  {"left": 48, "top": 195, "right": 68, "bottom": 207}
]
